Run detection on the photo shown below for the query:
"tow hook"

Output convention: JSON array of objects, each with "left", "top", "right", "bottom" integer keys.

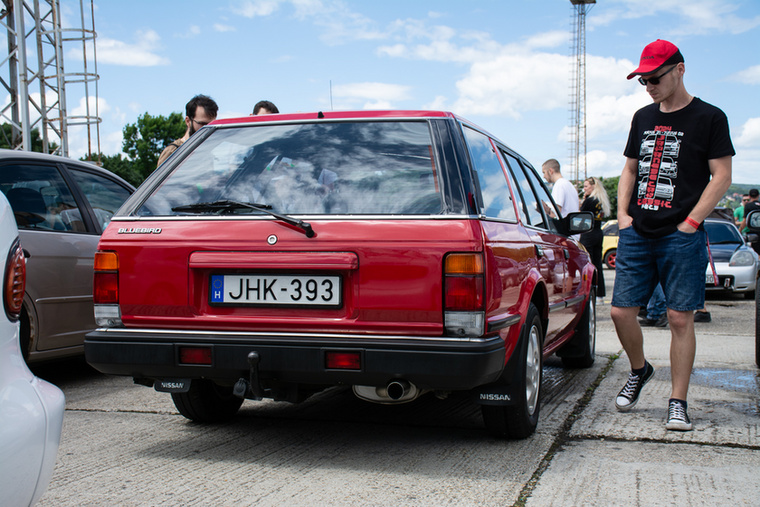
[{"left": 233, "top": 351, "right": 267, "bottom": 401}]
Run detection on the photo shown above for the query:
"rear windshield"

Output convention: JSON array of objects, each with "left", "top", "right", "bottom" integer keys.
[{"left": 137, "top": 120, "right": 442, "bottom": 216}]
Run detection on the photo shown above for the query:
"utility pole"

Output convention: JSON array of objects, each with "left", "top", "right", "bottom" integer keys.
[{"left": 569, "top": 0, "right": 595, "bottom": 185}]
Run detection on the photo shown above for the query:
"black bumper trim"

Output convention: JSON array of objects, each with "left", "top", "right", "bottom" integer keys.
[{"left": 85, "top": 329, "right": 507, "bottom": 391}]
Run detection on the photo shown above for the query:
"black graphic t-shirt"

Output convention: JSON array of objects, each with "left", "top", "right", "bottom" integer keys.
[{"left": 623, "top": 97, "right": 735, "bottom": 238}]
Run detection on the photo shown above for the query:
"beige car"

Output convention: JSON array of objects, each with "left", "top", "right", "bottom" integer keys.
[{"left": 0, "top": 150, "right": 134, "bottom": 362}]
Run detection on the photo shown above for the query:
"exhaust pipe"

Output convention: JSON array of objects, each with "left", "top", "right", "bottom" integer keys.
[
  {"left": 385, "top": 380, "right": 410, "bottom": 400},
  {"left": 352, "top": 380, "right": 423, "bottom": 404}
]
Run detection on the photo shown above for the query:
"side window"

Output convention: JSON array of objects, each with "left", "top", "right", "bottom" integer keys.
[
  {"left": 462, "top": 127, "right": 516, "bottom": 221},
  {"left": 0, "top": 163, "right": 84, "bottom": 232},
  {"left": 68, "top": 168, "right": 132, "bottom": 231},
  {"left": 505, "top": 157, "right": 545, "bottom": 228},
  {"left": 499, "top": 151, "right": 529, "bottom": 224},
  {"left": 521, "top": 161, "right": 560, "bottom": 233}
]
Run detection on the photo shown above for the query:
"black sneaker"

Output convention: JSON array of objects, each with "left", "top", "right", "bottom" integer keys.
[
  {"left": 665, "top": 399, "right": 693, "bottom": 431},
  {"left": 694, "top": 311, "right": 711, "bottom": 323},
  {"left": 615, "top": 362, "right": 655, "bottom": 411},
  {"left": 639, "top": 314, "right": 668, "bottom": 327}
]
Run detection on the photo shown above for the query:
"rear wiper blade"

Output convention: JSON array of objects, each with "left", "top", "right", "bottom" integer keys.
[
  {"left": 172, "top": 200, "right": 271, "bottom": 213},
  {"left": 171, "top": 200, "right": 315, "bottom": 238}
]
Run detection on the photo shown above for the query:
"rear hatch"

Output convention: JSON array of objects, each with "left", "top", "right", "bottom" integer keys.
[{"left": 102, "top": 115, "right": 483, "bottom": 337}]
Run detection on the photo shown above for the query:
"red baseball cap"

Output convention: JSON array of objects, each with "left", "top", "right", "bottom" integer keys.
[{"left": 627, "top": 39, "right": 684, "bottom": 80}]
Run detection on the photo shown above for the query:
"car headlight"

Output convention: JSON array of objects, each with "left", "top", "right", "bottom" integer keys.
[{"left": 729, "top": 249, "right": 757, "bottom": 267}]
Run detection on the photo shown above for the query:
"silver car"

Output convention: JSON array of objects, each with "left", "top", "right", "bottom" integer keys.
[
  {"left": 0, "top": 150, "right": 134, "bottom": 362},
  {"left": 0, "top": 191, "right": 65, "bottom": 505},
  {"left": 704, "top": 218, "right": 759, "bottom": 298}
]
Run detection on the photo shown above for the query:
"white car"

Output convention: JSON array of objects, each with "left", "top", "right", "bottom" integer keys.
[
  {"left": 0, "top": 192, "right": 65, "bottom": 506},
  {"left": 704, "top": 217, "right": 759, "bottom": 298}
]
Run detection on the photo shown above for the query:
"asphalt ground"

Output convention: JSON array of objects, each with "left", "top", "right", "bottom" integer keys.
[{"left": 34, "top": 271, "right": 759, "bottom": 506}]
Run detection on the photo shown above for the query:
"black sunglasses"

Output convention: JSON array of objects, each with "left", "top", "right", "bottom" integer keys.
[
  {"left": 638, "top": 65, "right": 677, "bottom": 86},
  {"left": 191, "top": 118, "right": 210, "bottom": 127}
]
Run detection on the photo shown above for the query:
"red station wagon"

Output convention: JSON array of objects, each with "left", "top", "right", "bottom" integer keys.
[{"left": 85, "top": 110, "right": 597, "bottom": 439}]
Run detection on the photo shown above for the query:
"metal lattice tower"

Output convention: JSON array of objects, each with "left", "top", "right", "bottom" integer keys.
[
  {"left": 569, "top": 0, "right": 594, "bottom": 185},
  {"left": 0, "top": 0, "right": 100, "bottom": 158}
]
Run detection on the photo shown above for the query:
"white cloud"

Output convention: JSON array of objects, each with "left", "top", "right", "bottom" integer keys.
[
  {"left": 729, "top": 64, "right": 760, "bottom": 85},
  {"left": 589, "top": 0, "right": 760, "bottom": 35},
  {"left": 331, "top": 82, "right": 411, "bottom": 110},
  {"left": 232, "top": 0, "right": 283, "bottom": 18},
  {"left": 214, "top": 24, "right": 237, "bottom": 32},
  {"left": 97, "top": 30, "right": 169, "bottom": 66},
  {"left": 735, "top": 117, "right": 760, "bottom": 147}
]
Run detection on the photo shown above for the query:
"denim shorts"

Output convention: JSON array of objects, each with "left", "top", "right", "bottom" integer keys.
[{"left": 611, "top": 226, "right": 708, "bottom": 311}]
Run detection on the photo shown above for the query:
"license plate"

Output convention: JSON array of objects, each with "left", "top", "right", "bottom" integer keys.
[{"left": 210, "top": 274, "right": 341, "bottom": 306}]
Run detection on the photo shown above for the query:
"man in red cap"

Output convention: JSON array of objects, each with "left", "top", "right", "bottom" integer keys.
[{"left": 610, "top": 39, "right": 734, "bottom": 431}]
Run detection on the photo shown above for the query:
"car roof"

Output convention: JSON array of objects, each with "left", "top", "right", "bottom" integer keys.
[
  {"left": 0, "top": 149, "right": 135, "bottom": 188},
  {"left": 211, "top": 110, "right": 458, "bottom": 127}
]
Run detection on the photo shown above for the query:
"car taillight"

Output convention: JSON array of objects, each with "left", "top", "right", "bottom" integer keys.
[
  {"left": 4, "top": 239, "right": 26, "bottom": 321},
  {"left": 93, "top": 251, "right": 119, "bottom": 304},
  {"left": 93, "top": 251, "right": 123, "bottom": 327},
  {"left": 444, "top": 253, "right": 485, "bottom": 337}
]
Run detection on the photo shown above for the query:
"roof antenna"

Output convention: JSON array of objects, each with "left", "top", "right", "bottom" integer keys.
[{"left": 330, "top": 80, "right": 333, "bottom": 110}]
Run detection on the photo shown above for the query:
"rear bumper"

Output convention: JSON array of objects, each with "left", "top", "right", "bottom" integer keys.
[{"left": 84, "top": 328, "right": 507, "bottom": 391}]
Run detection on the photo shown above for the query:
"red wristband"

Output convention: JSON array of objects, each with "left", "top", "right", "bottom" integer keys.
[{"left": 684, "top": 217, "right": 700, "bottom": 229}]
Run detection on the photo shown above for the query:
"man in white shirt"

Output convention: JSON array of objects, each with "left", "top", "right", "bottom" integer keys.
[{"left": 542, "top": 158, "right": 579, "bottom": 215}]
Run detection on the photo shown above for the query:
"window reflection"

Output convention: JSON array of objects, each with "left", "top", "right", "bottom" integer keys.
[{"left": 139, "top": 121, "right": 443, "bottom": 216}]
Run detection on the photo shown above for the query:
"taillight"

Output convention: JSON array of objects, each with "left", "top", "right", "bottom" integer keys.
[
  {"left": 444, "top": 253, "right": 484, "bottom": 310},
  {"left": 179, "top": 347, "right": 213, "bottom": 365},
  {"left": 4, "top": 239, "right": 26, "bottom": 321},
  {"left": 93, "top": 251, "right": 123, "bottom": 328},
  {"left": 444, "top": 253, "right": 485, "bottom": 337},
  {"left": 93, "top": 251, "right": 119, "bottom": 304},
  {"left": 325, "top": 351, "right": 361, "bottom": 370}
]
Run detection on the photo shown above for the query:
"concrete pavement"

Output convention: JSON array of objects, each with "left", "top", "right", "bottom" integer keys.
[{"left": 526, "top": 304, "right": 760, "bottom": 506}]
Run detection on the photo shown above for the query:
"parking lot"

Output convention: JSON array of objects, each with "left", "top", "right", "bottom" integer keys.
[{"left": 33, "top": 274, "right": 760, "bottom": 506}]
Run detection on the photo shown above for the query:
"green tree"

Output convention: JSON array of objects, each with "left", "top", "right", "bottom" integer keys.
[
  {"left": 82, "top": 152, "right": 143, "bottom": 187},
  {"left": 122, "top": 112, "right": 185, "bottom": 182},
  {"left": 0, "top": 123, "right": 59, "bottom": 153},
  {"left": 601, "top": 175, "right": 619, "bottom": 220}
]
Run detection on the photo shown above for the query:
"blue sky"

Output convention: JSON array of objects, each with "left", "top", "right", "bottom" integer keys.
[{"left": 58, "top": 0, "right": 760, "bottom": 184}]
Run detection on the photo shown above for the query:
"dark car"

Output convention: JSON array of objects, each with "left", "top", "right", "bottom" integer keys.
[
  {"left": 0, "top": 149, "right": 135, "bottom": 362},
  {"left": 85, "top": 110, "right": 596, "bottom": 439}
]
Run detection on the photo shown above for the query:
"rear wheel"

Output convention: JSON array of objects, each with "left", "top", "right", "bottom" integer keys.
[
  {"left": 482, "top": 303, "right": 543, "bottom": 439},
  {"left": 561, "top": 288, "right": 596, "bottom": 368},
  {"left": 604, "top": 249, "right": 617, "bottom": 269},
  {"left": 171, "top": 380, "right": 243, "bottom": 422}
]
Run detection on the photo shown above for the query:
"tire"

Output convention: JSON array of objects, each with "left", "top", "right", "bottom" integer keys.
[
  {"left": 171, "top": 380, "right": 243, "bottom": 423},
  {"left": 603, "top": 249, "right": 617, "bottom": 270},
  {"left": 482, "top": 303, "right": 543, "bottom": 439},
  {"left": 562, "top": 288, "right": 596, "bottom": 368}
]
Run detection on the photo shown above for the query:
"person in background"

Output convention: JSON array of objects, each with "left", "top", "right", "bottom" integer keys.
[
  {"left": 740, "top": 188, "right": 760, "bottom": 255},
  {"left": 253, "top": 100, "right": 279, "bottom": 115},
  {"left": 541, "top": 159, "right": 579, "bottom": 215},
  {"left": 580, "top": 176, "right": 611, "bottom": 299},
  {"left": 610, "top": 39, "right": 733, "bottom": 432},
  {"left": 639, "top": 284, "right": 668, "bottom": 327},
  {"left": 157, "top": 94, "right": 218, "bottom": 167},
  {"left": 734, "top": 194, "right": 749, "bottom": 229}
]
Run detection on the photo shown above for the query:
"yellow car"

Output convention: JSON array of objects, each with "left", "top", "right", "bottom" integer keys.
[{"left": 602, "top": 220, "right": 619, "bottom": 269}]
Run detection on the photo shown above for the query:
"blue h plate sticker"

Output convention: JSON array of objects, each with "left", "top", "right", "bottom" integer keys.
[{"left": 211, "top": 275, "right": 224, "bottom": 303}]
